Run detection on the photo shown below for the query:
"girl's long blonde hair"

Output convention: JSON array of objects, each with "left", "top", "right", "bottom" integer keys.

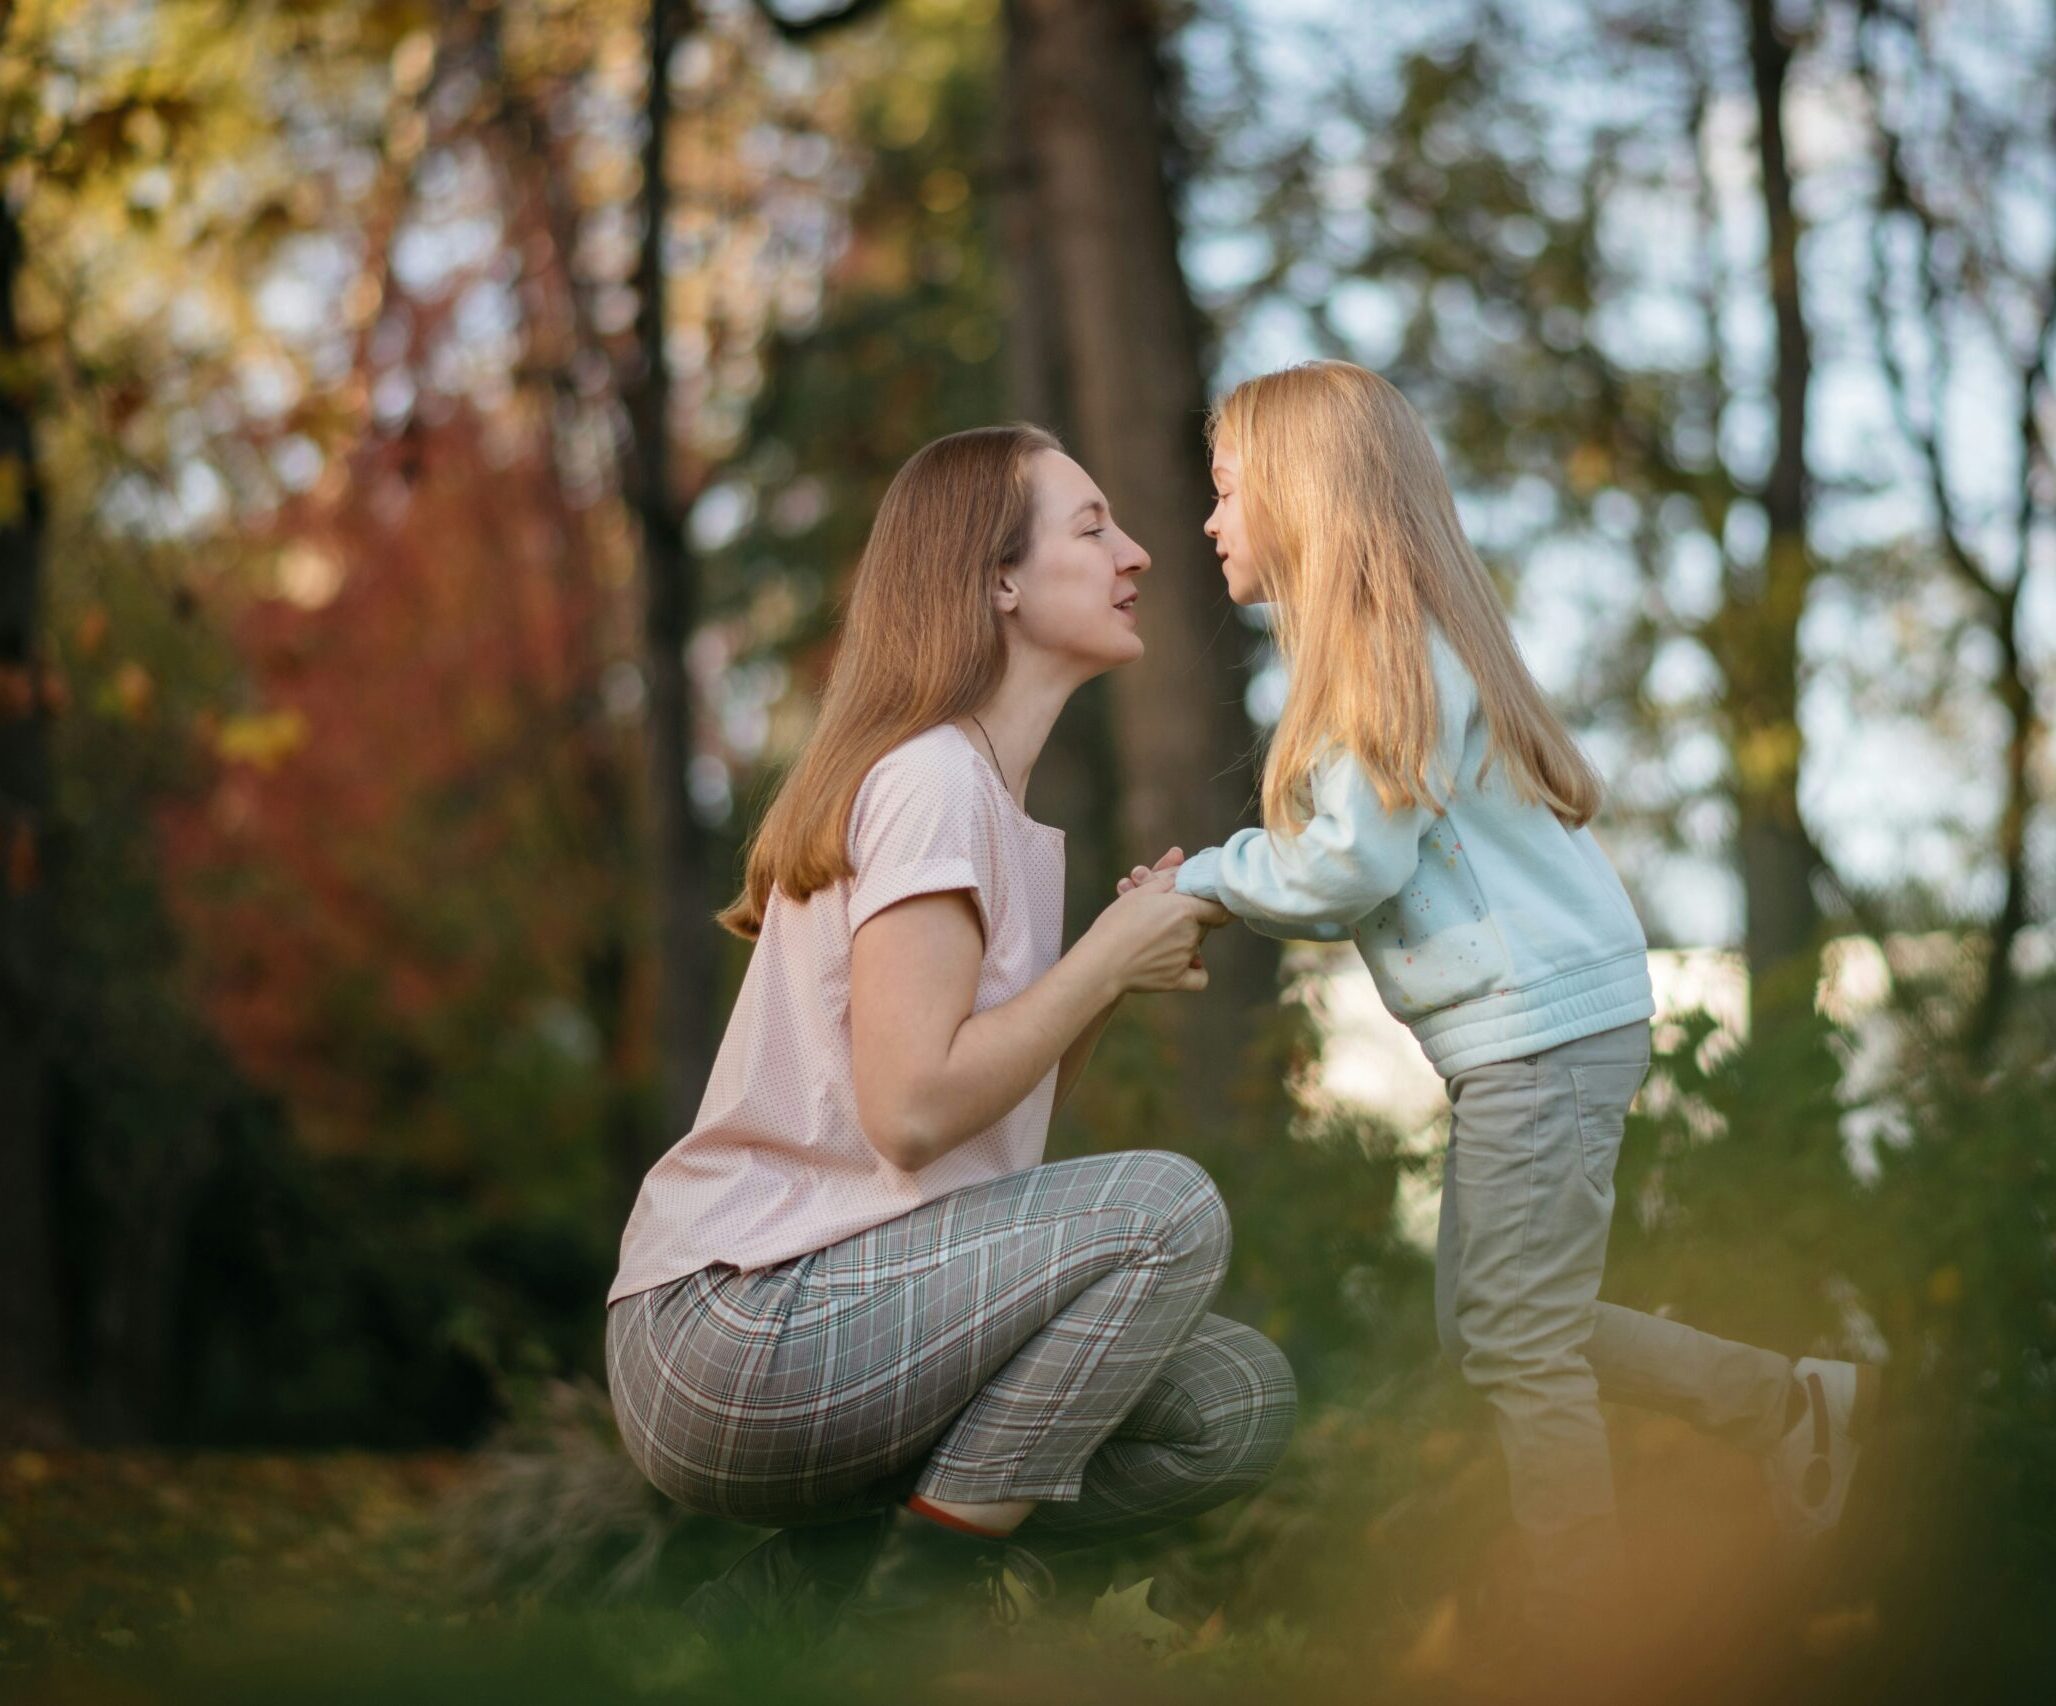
[
  {"left": 1212, "top": 360, "right": 1601, "bottom": 834},
  {"left": 717, "top": 424, "right": 1060, "bottom": 940}
]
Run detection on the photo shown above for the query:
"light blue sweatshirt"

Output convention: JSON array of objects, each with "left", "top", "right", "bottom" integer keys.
[{"left": 1175, "top": 625, "right": 1654, "bottom": 1079}]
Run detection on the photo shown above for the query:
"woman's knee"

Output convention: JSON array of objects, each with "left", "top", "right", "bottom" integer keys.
[
  {"left": 1227, "top": 1330, "right": 1298, "bottom": 1482},
  {"left": 1113, "top": 1149, "right": 1231, "bottom": 1257},
  {"left": 1200, "top": 1331, "right": 1291, "bottom": 1504}
]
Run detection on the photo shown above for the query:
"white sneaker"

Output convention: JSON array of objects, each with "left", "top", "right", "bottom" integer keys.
[{"left": 1763, "top": 1357, "right": 1881, "bottom": 1541}]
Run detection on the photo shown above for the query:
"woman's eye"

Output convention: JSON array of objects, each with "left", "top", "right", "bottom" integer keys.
[{"left": 1086, "top": 526, "right": 1105, "bottom": 537}]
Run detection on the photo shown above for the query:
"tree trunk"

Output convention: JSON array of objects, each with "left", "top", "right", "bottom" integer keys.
[
  {"left": 993, "top": 10, "right": 1124, "bottom": 927},
  {"left": 1723, "top": 0, "right": 1828, "bottom": 1012},
  {"left": 1853, "top": 0, "right": 2049, "bottom": 1058},
  {"left": 629, "top": 0, "right": 719, "bottom": 1148},
  {"left": 1007, "top": 0, "right": 1273, "bottom": 1029},
  {"left": 1972, "top": 584, "right": 2035, "bottom": 1055},
  {"left": 0, "top": 191, "right": 66, "bottom": 1443}
]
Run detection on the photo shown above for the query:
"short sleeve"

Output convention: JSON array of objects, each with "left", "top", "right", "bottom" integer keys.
[{"left": 846, "top": 738, "right": 997, "bottom": 939}]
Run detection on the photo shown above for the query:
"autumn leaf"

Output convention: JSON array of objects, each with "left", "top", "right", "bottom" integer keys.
[
  {"left": 6, "top": 824, "right": 38, "bottom": 895},
  {"left": 74, "top": 605, "right": 110, "bottom": 657},
  {"left": 1088, "top": 1577, "right": 1184, "bottom": 1654},
  {"left": 214, "top": 708, "right": 310, "bottom": 771},
  {"left": 1804, "top": 1604, "right": 1880, "bottom": 1656},
  {"left": 1927, "top": 1265, "right": 1965, "bottom": 1306},
  {"left": 0, "top": 665, "right": 34, "bottom": 720},
  {"left": 1398, "top": 1593, "right": 1462, "bottom": 1680},
  {"left": 110, "top": 661, "right": 155, "bottom": 721}
]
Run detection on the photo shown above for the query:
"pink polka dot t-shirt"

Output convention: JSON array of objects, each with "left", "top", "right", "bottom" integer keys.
[{"left": 608, "top": 723, "right": 1067, "bottom": 1302}]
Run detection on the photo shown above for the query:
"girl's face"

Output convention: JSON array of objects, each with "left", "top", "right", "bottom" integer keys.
[
  {"left": 1204, "top": 440, "right": 1263, "bottom": 605},
  {"left": 1004, "top": 450, "right": 1150, "bottom": 673}
]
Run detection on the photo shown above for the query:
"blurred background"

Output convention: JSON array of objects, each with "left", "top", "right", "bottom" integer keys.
[{"left": 1, "top": 0, "right": 2051, "bottom": 1700}]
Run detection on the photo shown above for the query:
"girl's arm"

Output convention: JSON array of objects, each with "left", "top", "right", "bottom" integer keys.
[
  {"left": 1173, "top": 756, "right": 1432, "bottom": 938},
  {"left": 1174, "top": 641, "right": 1477, "bottom": 938}
]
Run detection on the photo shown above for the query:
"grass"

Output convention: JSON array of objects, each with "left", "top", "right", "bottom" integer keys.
[{"left": 3, "top": 1392, "right": 1988, "bottom": 1706}]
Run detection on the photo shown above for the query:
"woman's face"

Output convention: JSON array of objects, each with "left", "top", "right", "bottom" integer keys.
[
  {"left": 1204, "top": 439, "right": 1263, "bottom": 605},
  {"left": 1003, "top": 450, "right": 1149, "bottom": 673}
]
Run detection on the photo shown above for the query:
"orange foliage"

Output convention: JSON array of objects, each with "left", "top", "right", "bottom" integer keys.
[{"left": 157, "top": 403, "right": 647, "bottom": 1158}]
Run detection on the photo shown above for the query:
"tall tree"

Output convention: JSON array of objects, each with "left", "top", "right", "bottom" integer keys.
[
  {"left": 1006, "top": 0, "right": 1272, "bottom": 1028},
  {"left": 1182, "top": 3, "right": 1866, "bottom": 1012},
  {"left": 1856, "top": 0, "right": 2054, "bottom": 1056},
  {"left": 0, "top": 187, "right": 63, "bottom": 1442},
  {"left": 1713, "top": 0, "right": 1831, "bottom": 1005},
  {"left": 630, "top": 0, "right": 896, "bottom": 1143},
  {"left": 993, "top": 0, "right": 1124, "bottom": 921},
  {"left": 629, "top": 0, "right": 718, "bottom": 1145}
]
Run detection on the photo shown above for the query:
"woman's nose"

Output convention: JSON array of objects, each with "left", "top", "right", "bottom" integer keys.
[{"left": 1118, "top": 530, "right": 1151, "bottom": 574}]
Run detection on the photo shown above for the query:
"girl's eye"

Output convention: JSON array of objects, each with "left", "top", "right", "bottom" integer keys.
[{"left": 1086, "top": 526, "right": 1105, "bottom": 537}]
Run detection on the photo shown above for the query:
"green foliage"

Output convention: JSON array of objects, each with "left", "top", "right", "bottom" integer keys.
[
  {"left": 6, "top": 0, "right": 2051, "bottom": 1697},
  {"left": 1050, "top": 997, "right": 1434, "bottom": 1406},
  {"left": 1610, "top": 983, "right": 2056, "bottom": 1592},
  {"left": 11, "top": 998, "right": 2055, "bottom": 1700},
  {"left": 701, "top": 0, "right": 1011, "bottom": 655}
]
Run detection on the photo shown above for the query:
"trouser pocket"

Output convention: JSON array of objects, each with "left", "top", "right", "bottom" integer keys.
[{"left": 1568, "top": 1062, "right": 1647, "bottom": 1192}]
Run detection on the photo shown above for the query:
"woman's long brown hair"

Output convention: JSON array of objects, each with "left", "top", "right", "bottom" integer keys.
[{"left": 717, "top": 424, "right": 1061, "bottom": 939}]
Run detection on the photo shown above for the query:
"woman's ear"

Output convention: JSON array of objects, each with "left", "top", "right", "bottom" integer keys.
[{"left": 993, "top": 573, "right": 1021, "bottom": 615}]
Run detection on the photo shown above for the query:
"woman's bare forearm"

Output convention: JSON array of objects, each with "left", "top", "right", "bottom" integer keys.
[
  {"left": 1053, "top": 995, "right": 1121, "bottom": 1113},
  {"left": 889, "top": 943, "right": 1125, "bottom": 1169}
]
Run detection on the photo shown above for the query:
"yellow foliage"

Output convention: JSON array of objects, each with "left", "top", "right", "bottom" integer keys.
[
  {"left": 1567, "top": 440, "right": 1612, "bottom": 495},
  {"left": 112, "top": 659, "right": 155, "bottom": 721},
  {"left": 214, "top": 707, "right": 310, "bottom": 770},
  {"left": 1734, "top": 722, "right": 1802, "bottom": 790}
]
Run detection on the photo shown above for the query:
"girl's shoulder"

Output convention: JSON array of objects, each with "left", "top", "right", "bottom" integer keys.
[{"left": 1424, "top": 621, "right": 1474, "bottom": 696}]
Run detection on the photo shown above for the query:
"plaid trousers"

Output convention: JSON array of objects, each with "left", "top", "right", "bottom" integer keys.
[{"left": 606, "top": 1150, "right": 1296, "bottom": 1542}]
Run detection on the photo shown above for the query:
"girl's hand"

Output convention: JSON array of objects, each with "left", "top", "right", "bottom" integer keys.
[
  {"left": 1082, "top": 868, "right": 1229, "bottom": 994},
  {"left": 1115, "top": 845, "right": 1184, "bottom": 897}
]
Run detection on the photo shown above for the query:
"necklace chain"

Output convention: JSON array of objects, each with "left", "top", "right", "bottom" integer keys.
[{"left": 969, "top": 713, "right": 1008, "bottom": 796}]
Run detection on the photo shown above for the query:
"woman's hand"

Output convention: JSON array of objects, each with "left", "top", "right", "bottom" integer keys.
[{"left": 1081, "top": 868, "right": 1229, "bottom": 994}]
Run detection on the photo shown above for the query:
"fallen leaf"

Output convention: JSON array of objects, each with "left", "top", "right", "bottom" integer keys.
[
  {"left": 1089, "top": 1577, "right": 1185, "bottom": 1654},
  {"left": 1398, "top": 1594, "right": 1462, "bottom": 1680},
  {"left": 1803, "top": 1604, "right": 1879, "bottom": 1656}
]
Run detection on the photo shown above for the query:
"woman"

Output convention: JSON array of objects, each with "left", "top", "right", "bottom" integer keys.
[{"left": 606, "top": 425, "right": 1297, "bottom": 1641}]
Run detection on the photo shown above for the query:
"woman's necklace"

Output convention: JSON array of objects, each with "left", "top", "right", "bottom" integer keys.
[{"left": 968, "top": 712, "right": 1008, "bottom": 796}]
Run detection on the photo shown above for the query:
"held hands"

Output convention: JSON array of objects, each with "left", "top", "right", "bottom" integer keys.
[
  {"left": 1084, "top": 847, "right": 1228, "bottom": 995},
  {"left": 1116, "top": 846, "right": 1184, "bottom": 897}
]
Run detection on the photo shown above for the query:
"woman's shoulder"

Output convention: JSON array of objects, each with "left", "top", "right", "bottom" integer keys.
[
  {"left": 862, "top": 723, "right": 980, "bottom": 797},
  {"left": 850, "top": 724, "right": 988, "bottom": 839}
]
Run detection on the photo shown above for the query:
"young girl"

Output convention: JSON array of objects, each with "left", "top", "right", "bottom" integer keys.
[{"left": 1147, "top": 361, "right": 1876, "bottom": 1626}]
